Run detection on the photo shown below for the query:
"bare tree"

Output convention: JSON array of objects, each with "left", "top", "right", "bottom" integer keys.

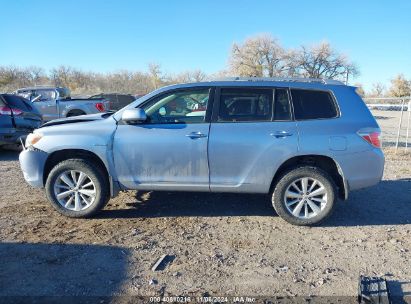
[
  {"left": 50, "top": 66, "right": 73, "bottom": 88},
  {"left": 0, "top": 65, "right": 45, "bottom": 91},
  {"left": 168, "top": 69, "right": 207, "bottom": 84},
  {"left": 369, "top": 82, "right": 386, "bottom": 97},
  {"left": 229, "top": 34, "right": 287, "bottom": 77},
  {"left": 148, "top": 63, "right": 163, "bottom": 90},
  {"left": 388, "top": 74, "right": 411, "bottom": 97},
  {"left": 294, "top": 41, "right": 358, "bottom": 81},
  {"left": 26, "top": 66, "right": 47, "bottom": 85}
]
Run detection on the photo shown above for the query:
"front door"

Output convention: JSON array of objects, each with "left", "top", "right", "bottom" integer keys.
[
  {"left": 31, "top": 89, "right": 58, "bottom": 121},
  {"left": 113, "top": 87, "right": 213, "bottom": 191}
]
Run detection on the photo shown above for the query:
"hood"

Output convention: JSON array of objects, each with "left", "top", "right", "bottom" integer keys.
[{"left": 40, "top": 113, "right": 113, "bottom": 128}]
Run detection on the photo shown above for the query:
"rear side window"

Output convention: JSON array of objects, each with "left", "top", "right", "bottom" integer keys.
[
  {"left": 274, "top": 89, "right": 292, "bottom": 121},
  {"left": 218, "top": 88, "right": 272, "bottom": 122},
  {"left": 3, "top": 95, "right": 30, "bottom": 111},
  {"left": 291, "top": 89, "right": 338, "bottom": 120}
]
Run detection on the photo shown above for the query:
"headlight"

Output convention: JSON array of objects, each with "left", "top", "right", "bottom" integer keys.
[{"left": 26, "top": 133, "right": 43, "bottom": 147}]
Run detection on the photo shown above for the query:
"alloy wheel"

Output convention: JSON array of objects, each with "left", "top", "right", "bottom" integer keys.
[
  {"left": 284, "top": 177, "right": 328, "bottom": 219},
  {"left": 53, "top": 170, "right": 96, "bottom": 211}
]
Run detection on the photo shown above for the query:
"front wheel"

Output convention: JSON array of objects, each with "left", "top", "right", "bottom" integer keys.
[
  {"left": 45, "top": 159, "right": 110, "bottom": 218},
  {"left": 271, "top": 166, "right": 337, "bottom": 226}
]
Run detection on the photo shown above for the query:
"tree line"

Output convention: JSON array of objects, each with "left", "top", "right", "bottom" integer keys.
[{"left": 0, "top": 34, "right": 409, "bottom": 97}]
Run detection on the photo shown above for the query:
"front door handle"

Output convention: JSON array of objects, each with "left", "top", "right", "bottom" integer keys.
[
  {"left": 186, "top": 132, "right": 207, "bottom": 139},
  {"left": 270, "top": 131, "right": 293, "bottom": 138}
]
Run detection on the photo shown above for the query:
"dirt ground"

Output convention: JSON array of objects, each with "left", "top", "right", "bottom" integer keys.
[{"left": 0, "top": 110, "right": 410, "bottom": 302}]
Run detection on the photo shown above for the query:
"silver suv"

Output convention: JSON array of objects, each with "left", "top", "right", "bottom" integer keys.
[{"left": 19, "top": 78, "right": 384, "bottom": 225}]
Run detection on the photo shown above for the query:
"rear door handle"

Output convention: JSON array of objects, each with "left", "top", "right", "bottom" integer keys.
[
  {"left": 270, "top": 131, "right": 293, "bottom": 138},
  {"left": 186, "top": 132, "right": 207, "bottom": 139}
]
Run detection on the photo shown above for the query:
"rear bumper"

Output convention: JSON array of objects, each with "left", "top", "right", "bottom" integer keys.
[
  {"left": 0, "top": 130, "right": 28, "bottom": 145},
  {"left": 336, "top": 148, "right": 385, "bottom": 192},
  {"left": 19, "top": 149, "right": 48, "bottom": 188}
]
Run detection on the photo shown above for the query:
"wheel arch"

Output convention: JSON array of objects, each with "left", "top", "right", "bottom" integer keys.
[
  {"left": 43, "top": 149, "right": 117, "bottom": 196},
  {"left": 66, "top": 109, "right": 86, "bottom": 117},
  {"left": 269, "top": 154, "right": 348, "bottom": 200}
]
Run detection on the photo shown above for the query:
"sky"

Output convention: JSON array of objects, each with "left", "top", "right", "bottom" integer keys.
[{"left": 0, "top": 0, "right": 410, "bottom": 91}]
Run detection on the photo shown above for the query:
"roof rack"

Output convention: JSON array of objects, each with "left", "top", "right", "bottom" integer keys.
[{"left": 211, "top": 77, "right": 344, "bottom": 85}]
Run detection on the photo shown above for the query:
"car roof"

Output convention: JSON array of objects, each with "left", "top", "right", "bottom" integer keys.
[
  {"left": 160, "top": 77, "right": 346, "bottom": 91},
  {"left": 16, "top": 86, "right": 63, "bottom": 91}
]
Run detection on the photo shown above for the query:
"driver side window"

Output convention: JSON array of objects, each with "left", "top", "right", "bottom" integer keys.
[
  {"left": 144, "top": 88, "right": 210, "bottom": 124},
  {"left": 33, "top": 90, "right": 56, "bottom": 102}
]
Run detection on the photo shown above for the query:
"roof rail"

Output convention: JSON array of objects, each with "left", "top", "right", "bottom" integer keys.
[{"left": 211, "top": 77, "right": 344, "bottom": 85}]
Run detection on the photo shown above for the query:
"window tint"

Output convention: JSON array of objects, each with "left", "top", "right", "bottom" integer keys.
[
  {"left": 274, "top": 89, "right": 291, "bottom": 121},
  {"left": 291, "top": 89, "right": 338, "bottom": 120},
  {"left": 3, "top": 95, "right": 30, "bottom": 111},
  {"left": 144, "top": 89, "right": 210, "bottom": 124},
  {"left": 218, "top": 88, "right": 272, "bottom": 122}
]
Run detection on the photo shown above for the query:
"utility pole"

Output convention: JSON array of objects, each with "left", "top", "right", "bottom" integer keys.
[{"left": 395, "top": 99, "right": 406, "bottom": 152}]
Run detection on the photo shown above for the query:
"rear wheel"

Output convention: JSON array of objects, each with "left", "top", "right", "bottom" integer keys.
[
  {"left": 271, "top": 166, "right": 337, "bottom": 226},
  {"left": 45, "top": 159, "right": 110, "bottom": 218}
]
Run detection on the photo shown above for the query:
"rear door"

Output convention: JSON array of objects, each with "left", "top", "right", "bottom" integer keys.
[
  {"left": 2, "top": 95, "right": 42, "bottom": 130},
  {"left": 208, "top": 87, "right": 298, "bottom": 193}
]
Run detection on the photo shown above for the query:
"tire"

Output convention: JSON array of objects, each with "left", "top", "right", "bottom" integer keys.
[
  {"left": 45, "top": 158, "right": 110, "bottom": 218},
  {"left": 271, "top": 166, "right": 337, "bottom": 226},
  {"left": 67, "top": 110, "right": 86, "bottom": 117}
]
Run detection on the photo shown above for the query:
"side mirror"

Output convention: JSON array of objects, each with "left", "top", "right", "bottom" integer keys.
[{"left": 121, "top": 108, "right": 147, "bottom": 124}]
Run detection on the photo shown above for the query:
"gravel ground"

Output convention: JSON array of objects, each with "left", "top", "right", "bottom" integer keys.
[{"left": 0, "top": 110, "right": 410, "bottom": 301}]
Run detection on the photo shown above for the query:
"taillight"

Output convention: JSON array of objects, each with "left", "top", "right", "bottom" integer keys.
[
  {"left": 0, "top": 106, "right": 23, "bottom": 116},
  {"left": 358, "top": 129, "right": 382, "bottom": 148},
  {"left": 95, "top": 102, "right": 105, "bottom": 112}
]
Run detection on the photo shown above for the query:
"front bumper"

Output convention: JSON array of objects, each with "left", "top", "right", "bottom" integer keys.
[{"left": 19, "top": 149, "right": 48, "bottom": 188}]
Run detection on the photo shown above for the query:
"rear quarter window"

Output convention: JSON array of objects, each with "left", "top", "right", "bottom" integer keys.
[{"left": 291, "top": 89, "right": 338, "bottom": 120}]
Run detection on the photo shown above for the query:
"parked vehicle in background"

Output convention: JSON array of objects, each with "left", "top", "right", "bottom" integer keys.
[
  {"left": 89, "top": 93, "right": 136, "bottom": 111},
  {"left": 14, "top": 87, "right": 110, "bottom": 121},
  {"left": 19, "top": 78, "right": 384, "bottom": 225},
  {"left": 0, "top": 94, "right": 42, "bottom": 147}
]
